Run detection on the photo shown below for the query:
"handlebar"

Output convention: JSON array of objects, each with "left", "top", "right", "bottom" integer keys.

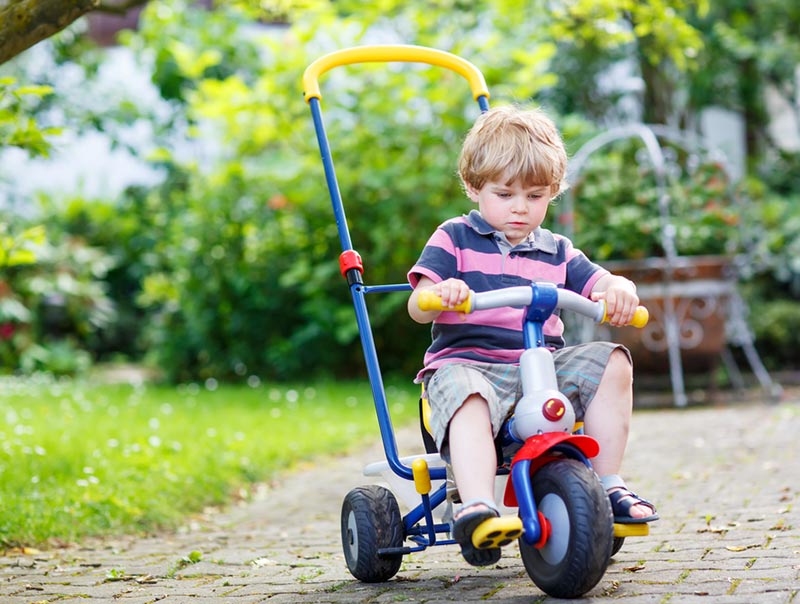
[
  {"left": 417, "top": 285, "right": 649, "bottom": 328},
  {"left": 302, "top": 45, "right": 490, "bottom": 103}
]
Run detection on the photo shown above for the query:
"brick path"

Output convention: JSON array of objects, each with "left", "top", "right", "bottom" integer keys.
[{"left": 2, "top": 397, "right": 799, "bottom": 603}]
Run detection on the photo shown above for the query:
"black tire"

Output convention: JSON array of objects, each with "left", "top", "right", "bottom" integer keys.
[
  {"left": 341, "top": 485, "right": 404, "bottom": 582},
  {"left": 519, "top": 459, "right": 614, "bottom": 598},
  {"left": 612, "top": 536, "right": 625, "bottom": 556}
]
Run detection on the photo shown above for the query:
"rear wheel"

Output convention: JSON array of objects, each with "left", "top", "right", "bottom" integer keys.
[
  {"left": 519, "top": 459, "right": 614, "bottom": 598},
  {"left": 341, "top": 485, "right": 404, "bottom": 582},
  {"left": 612, "top": 536, "right": 625, "bottom": 556}
]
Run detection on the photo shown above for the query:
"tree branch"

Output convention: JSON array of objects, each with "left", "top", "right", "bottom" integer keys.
[
  {"left": 0, "top": 0, "right": 99, "bottom": 65},
  {"left": 94, "top": 0, "right": 150, "bottom": 16}
]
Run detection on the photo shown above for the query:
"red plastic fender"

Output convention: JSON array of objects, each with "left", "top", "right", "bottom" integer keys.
[{"left": 503, "top": 432, "right": 600, "bottom": 507}]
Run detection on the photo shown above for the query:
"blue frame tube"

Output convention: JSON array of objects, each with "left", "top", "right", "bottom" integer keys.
[{"left": 309, "top": 98, "right": 352, "bottom": 253}]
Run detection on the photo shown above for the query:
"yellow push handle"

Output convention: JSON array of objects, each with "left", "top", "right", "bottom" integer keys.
[
  {"left": 417, "top": 290, "right": 473, "bottom": 314},
  {"left": 303, "top": 45, "right": 490, "bottom": 103},
  {"left": 602, "top": 305, "right": 649, "bottom": 328}
]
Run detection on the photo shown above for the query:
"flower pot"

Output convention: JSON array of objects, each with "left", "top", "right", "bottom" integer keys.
[{"left": 602, "top": 255, "right": 734, "bottom": 374}]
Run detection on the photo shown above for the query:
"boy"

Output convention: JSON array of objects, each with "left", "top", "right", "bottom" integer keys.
[{"left": 407, "top": 105, "right": 657, "bottom": 567}]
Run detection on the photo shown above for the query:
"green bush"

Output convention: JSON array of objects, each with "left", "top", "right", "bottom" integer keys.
[
  {"left": 0, "top": 219, "right": 116, "bottom": 375},
  {"left": 551, "top": 137, "right": 745, "bottom": 262}
]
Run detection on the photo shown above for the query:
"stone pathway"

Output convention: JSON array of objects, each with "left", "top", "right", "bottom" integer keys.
[{"left": 2, "top": 398, "right": 799, "bottom": 603}]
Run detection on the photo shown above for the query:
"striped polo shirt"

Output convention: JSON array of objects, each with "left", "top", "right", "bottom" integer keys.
[{"left": 408, "top": 210, "right": 608, "bottom": 380}]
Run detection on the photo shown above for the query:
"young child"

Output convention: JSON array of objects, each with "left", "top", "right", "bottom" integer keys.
[{"left": 407, "top": 105, "right": 657, "bottom": 567}]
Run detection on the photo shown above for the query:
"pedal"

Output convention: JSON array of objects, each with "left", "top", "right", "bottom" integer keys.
[
  {"left": 614, "top": 522, "right": 649, "bottom": 538},
  {"left": 471, "top": 516, "right": 524, "bottom": 549}
]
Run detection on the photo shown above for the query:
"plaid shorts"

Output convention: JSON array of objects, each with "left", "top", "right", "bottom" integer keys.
[{"left": 423, "top": 342, "right": 631, "bottom": 457}]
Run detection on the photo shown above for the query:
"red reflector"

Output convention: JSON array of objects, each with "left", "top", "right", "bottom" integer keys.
[{"left": 542, "top": 398, "right": 566, "bottom": 422}]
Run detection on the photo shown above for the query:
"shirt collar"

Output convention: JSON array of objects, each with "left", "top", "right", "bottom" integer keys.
[{"left": 465, "top": 209, "right": 557, "bottom": 254}]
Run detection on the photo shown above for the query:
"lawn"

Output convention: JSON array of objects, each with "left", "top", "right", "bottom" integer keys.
[{"left": 0, "top": 373, "right": 419, "bottom": 547}]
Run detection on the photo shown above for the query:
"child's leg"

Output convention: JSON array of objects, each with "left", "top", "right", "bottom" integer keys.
[
  {"left": 448, "top": 394, "right": 497, "bottom": 517},
  {"left": 583, "top": 348, "right": 654, "bottom": 519}
]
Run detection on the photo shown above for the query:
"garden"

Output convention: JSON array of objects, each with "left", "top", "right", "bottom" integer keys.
[{"left": 1, "top": 0, "right": 799, "bottom": 547}]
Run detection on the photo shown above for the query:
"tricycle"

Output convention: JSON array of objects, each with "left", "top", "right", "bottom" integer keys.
[{"left": 302, "top": 44, "right": 651, "bottom": 599}]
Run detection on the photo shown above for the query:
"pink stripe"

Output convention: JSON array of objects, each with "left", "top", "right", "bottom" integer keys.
[
  {"left": 427, "top": 227, "right": 457, "bottom": 255},
  {"left": 514, "top": 257, "right": 565, "bottom": 282},
  {"left": 457, "top": 247, "right": 505, "bottom": 274},
  {"left": 581, "top": 269, "right": 608, "bottom": 298},
  {"left": 436, "top": 307, "right": 524, "bottom": 332},
  {"left": 424, "top": 346, "right": 524, "bottom": 365},
  {"left": 408, "top": 265, "right": 442, "bottom": 287}
]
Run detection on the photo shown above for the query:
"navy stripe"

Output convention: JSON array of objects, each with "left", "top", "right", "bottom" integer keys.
[
  {"left": 441, "top": 221, "right": 499, "bottom": 255},
  {"left": 461, "top": 270, "right": 532, "bottom": 291},
  {"left": 429, "top": 323, "right": 523, "bottom": 354},
  {"left": 416, "top": 244, "right": 456, "bottom": 278}
]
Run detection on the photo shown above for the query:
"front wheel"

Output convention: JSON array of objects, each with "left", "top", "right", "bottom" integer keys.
[
  {"left": 341, "top": 485, "right": 404, "bottom": 582},
  {"left": 519, "top": 459, "right": 614, "bottom": 598}
]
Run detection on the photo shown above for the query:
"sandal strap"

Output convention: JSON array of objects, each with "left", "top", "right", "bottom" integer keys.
[
  {"left": 456, "top": 498, "right": 500, "bottom": 516},
  {"left": 600, "top": 474, "right": 626, "bottom": 491},
  {"left": 608, "top": 488, "right": 657, "bottom": 515}
]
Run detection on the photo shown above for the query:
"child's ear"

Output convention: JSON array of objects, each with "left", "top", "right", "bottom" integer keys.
[{"left": 464, "top": 182, "right": 480, "bottom": 203}]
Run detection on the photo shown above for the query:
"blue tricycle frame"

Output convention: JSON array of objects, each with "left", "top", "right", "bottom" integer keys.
[{"left": 303, "top": 45, "right": 649, "bottom": 599}]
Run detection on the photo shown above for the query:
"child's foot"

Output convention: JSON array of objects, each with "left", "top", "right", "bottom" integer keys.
[
  {"left": 451, "top": 500, "right": 501, "bottom": 566},
  {"left": 601, "top": 475, "right": 659, "bottom": 524},
  {"left": 451, "top": 500, "right": 524, "bottom": 566}
]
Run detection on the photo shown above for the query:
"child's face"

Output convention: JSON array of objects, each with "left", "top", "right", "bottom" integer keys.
[{"left": 465, "top": 177, "right": 554, "bottom": 246}]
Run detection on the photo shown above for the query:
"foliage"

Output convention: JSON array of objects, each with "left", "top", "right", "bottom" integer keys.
[
  {"left": 685, "top": 0, "right": 800, "bottom": 161},
  {"left": 0, "top": 77, "right": 60, "bottom": 157},
  {"left": 0, "top": 376, "right": 418, "bottom": 546},
  {"left": 0, "top": 216, "right": 116, "bottom": 375},
  {"left": 544, "top": 0, "right": 706, "bottom": 124},
  {"left": 101, "top": 0, "right": 569, "bottom": 381},
  {"left": 2, "top": 0, "right": 800, "bottom": 380},
  {"left": 0, "top": 223, "right": 44, "bottom": 270},
  {"left": 555, "top": 138, "right": 744, "bottom": 261}
]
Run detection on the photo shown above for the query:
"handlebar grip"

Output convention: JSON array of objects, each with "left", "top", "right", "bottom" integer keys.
[
  {"left": 631, "top": 306, "right": 649, "bottom": 328},
  {"left": 417, "top": 290, "right": 473, "bottom": 313},
  {"left": 601, "top": 305, "right": 649, "bottom": 328}
]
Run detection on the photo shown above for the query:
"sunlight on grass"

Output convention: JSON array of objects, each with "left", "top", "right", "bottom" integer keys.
[{"left": 0, "top": 374, "right": 418, "bottom": 546}]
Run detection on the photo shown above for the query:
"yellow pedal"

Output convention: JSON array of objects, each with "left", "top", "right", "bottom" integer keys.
[
  {"left": 471, "top": 516, "right": 524, "bottom": 549},
  {"left": 614, "top": 522, "right": 649, "bottom": 538}
]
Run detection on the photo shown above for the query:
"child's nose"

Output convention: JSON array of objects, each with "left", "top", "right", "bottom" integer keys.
[{"left": 511, "top": 197, "right": 527, "bottom": 212}]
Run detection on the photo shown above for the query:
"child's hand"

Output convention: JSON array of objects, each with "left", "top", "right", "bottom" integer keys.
[
  {"left": 591, "top": 276, "right": 639, "bottom": 326},
  {"left": 432, "top": 278, "right": 471, "bottom": 309},
  {"left": 408, "top": 276, "right": 470, "bottom": 324}
]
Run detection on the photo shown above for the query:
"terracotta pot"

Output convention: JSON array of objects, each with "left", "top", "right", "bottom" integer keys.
[{"left": 602, "top": 255, "right": 734, "bottom": 373}]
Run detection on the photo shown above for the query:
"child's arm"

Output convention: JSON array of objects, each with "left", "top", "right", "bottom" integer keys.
[
  {"left": 408, "top": 276, "right": 470, "bottom": 324},
  {"left": 590, "top": 273, "right": 639, "bottom": 327}
]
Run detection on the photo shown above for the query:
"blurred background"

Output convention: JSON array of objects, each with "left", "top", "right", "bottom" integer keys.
[{"left": 1, "top": 0, "right": 799, "bottom": 394}]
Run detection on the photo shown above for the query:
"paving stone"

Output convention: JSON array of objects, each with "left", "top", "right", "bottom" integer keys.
[{"left": 1, "top": 396, "right": 799, "bottom": 603}]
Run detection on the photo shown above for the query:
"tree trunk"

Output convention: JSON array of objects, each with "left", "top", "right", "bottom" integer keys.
[{"left": 0, "top": 0, "right": 99, "bottom": 65}]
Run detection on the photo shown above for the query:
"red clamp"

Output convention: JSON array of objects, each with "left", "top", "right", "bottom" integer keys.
[{"left": 339, "top": 250, "right": 364, "bottom": 278}]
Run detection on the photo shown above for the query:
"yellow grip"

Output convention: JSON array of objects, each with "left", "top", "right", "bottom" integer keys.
[
  {"left": 603, "top": 305, "right": 649, "bottom": 328},
  {"left": 417, "top": 290, "right": 473, "bottom": 313},
  {"left": 303, "top": 45, "right": 489, "bottom": 103},
  {"left": 412, "top": 458, "right": 431, "bottom": 495},
  {"left": 631, "top": 306, "right": 649, "bottom": 328}
]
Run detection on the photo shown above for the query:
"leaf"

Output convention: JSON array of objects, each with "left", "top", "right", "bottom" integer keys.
[{"left": 725, "top": 544, "right": 760, "bottom": 552}]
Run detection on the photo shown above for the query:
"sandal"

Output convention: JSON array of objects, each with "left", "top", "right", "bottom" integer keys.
[
  {"left": 451, "top": 499, "right": 501, "bottom": 567},
  {"left": 602, "top": 475, "right": 659, "bottom": 524},
  {"left": 451, "top": 499, "right": 523, "bottom": 567}
]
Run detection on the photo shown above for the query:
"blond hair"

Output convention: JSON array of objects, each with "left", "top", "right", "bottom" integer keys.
[{"left": 458, "top": 105, "right": 568, "bottom": 196}]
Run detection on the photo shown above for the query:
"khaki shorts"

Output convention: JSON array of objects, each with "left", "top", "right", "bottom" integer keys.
[{"left": 423, "top": 342, "right": 631, "bottom": 459}]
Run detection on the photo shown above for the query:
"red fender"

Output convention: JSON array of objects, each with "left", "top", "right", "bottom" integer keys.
[{"left": 503, "top": 432, "right": 600, "bottom": 507}]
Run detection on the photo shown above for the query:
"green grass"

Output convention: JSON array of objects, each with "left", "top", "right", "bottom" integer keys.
[{"left": 0, "top": 374, "right": 419, "bottom": 547}]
